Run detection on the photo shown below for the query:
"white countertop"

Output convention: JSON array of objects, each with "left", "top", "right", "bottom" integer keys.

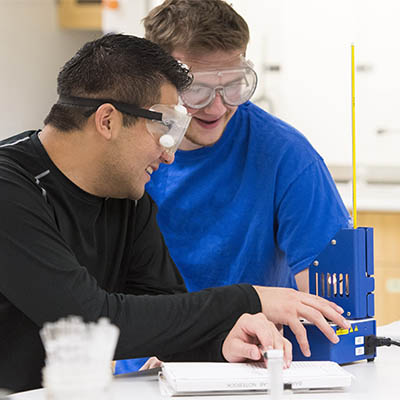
[
  {"left": 336, "top": 182, "right": 400, "bottom": 212},
  {"left": 329, "top": 164, "right": 400, "bottom": 212},
  {"left": 8, "top": 347, "right": 400, "bottom": 400},
  {"left": 8, "top": 323, "right": 400, "bottom": 400}
]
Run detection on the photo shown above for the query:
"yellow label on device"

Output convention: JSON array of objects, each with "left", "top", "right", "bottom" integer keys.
[{"left": 336, "top": 325, "right": 358, "bottom": 335}]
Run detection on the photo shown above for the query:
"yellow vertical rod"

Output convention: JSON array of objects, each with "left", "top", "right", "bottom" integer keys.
[{"left": 351, "top": 43, "right": 357, "bottom": 229}]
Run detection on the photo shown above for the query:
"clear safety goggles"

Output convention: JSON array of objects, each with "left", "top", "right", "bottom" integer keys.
[
  {"left": 146, "top": 104, "right": 191, "bottom": 153},
  {"left": 57, "top": 96, "right": 192, "bottom": 153},
  {"left": 181, "top": 59, "right": 258, "bottom": 109}
]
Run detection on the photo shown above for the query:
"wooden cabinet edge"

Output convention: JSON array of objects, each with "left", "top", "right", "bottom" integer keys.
[{"left": 58, "top": 0, "right": 102, "bottom": 31}]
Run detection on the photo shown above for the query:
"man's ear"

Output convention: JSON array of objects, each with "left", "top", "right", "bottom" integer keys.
[{"left": 94, "top": 103, "right": 120, "bottom": 140}]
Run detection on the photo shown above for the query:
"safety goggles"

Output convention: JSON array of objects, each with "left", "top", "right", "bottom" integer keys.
[
  {"left": 181, "top": 59, "right": 258, "bottom": 109},
  {"left": 57, "top": 96, "right": 191, "bottom": 153}
]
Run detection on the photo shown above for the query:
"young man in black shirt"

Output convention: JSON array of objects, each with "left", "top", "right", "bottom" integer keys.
[{"left": 0, "top": 34, "right": 350, "bottom": 393}]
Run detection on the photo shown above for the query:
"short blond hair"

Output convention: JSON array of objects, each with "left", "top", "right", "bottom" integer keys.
[{"left": 143, "top": 0, "right": 249, "bottom": 54}]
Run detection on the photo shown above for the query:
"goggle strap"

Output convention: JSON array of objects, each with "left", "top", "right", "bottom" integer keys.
[{"left": 57, "top": 96, "right": 163, "bottom": 121}]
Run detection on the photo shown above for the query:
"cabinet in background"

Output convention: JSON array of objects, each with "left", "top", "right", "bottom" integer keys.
[
  {"left": 57, "top": 0, "right": 150, "bottom": 35},
  {"left": 58, "top": 0, "right": 102, "bottom": 30},
  {"left": 358, "top": 212, "right": 400, "bottom": 326}
]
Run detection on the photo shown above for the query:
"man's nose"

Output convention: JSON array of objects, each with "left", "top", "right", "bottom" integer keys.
[
  {"left": 204, "top": 90, "right": 227, "bottom": 113},
  {"left": 160, "top": 149, "right": 175, "bottom": 164}
]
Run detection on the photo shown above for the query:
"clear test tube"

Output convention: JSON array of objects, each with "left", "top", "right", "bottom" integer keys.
[{"left": 266, "top": 349, "right": 284, "bottom": 399}]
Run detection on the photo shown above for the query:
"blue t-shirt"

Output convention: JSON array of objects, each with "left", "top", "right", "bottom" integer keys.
[{"left": 115, "top": 101, "right": 350, "bottom": 373}]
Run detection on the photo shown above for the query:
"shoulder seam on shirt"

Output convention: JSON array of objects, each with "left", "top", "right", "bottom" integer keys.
[
  {"left": 0, "top": 136, "right": 30, "bottom": 148},
  {"left": 35, "top": 170, "right": 50, "bottom": 180},
  {"left": 34, "top": 169, "right": 51, "bottom": 202},
  {"left": 276, "top": 158, "right": 323, "bottom": 210},
  {"left": 0, "top": 159, "right": 50, "bottom": 204}
]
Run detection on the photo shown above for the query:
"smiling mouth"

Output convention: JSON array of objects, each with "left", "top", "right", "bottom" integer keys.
[
  {"left": 145, "top": 166, "right": 154, "bottom": 175},
  {"left": 195, "top": 117, "right": 220, "bottom": 125}
]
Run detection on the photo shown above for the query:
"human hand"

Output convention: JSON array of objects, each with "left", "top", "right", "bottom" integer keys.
[
  {"left": 139, "top": 356, "right": 162, "bottom": 370},
  {"left": 253, "top": 286, "right": 351, "bottom": 357},
  {"left": 222, "top": 313, "right": 292, "bottom": 368}
]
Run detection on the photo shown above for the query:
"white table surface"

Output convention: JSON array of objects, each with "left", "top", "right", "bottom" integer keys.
[
  {"left": 7, "top": 324, "right": 400, "bottom": 400},
  {"left": 7, "top": 345, "right": 399, "bottom": 400}
]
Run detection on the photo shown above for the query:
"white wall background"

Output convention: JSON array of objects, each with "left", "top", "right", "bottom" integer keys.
[
  {"left": 231, "top": 0, "right": 400, "bottom": 169},
  {"left": 0, "top": 0, "right": 101, "bottom": 139},
  {"left": 2, "top": 0, "right": 400, "bottom": 170}
]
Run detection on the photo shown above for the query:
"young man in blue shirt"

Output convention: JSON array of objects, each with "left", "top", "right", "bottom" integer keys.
[{"left": 115, "top": 0, "right": 350, "bottom": 373}]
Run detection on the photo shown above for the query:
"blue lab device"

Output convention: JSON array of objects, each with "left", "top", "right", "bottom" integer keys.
[{"left": 284, "top": 227, "right": 377, "bottom": 364}]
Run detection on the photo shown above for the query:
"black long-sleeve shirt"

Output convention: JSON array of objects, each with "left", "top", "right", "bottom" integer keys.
[{"left": 0, "top": 131, "right": 261, "bottom": 392}]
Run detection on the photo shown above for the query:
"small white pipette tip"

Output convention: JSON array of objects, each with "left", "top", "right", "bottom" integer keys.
[{"left": 265, "top": 349, "right": 284, "bottom": 399}]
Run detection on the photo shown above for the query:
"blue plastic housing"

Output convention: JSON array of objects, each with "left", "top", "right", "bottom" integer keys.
[
  {"left": 285, "top": 227, "right": 377, "bottom": 364},
  {"left": 308, "top": 227, "right": 375, "bottom": 319},
  {"left": 284, "top": 319, "right": 376, "bottom": 364}
]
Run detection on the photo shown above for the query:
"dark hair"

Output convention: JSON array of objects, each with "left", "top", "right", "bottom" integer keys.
[
  {"left": 143, "top": 0, "right": 249, "bottom": 54},
  {"left": 44, "top": 33, "right": 192, "bottom": 131}
]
